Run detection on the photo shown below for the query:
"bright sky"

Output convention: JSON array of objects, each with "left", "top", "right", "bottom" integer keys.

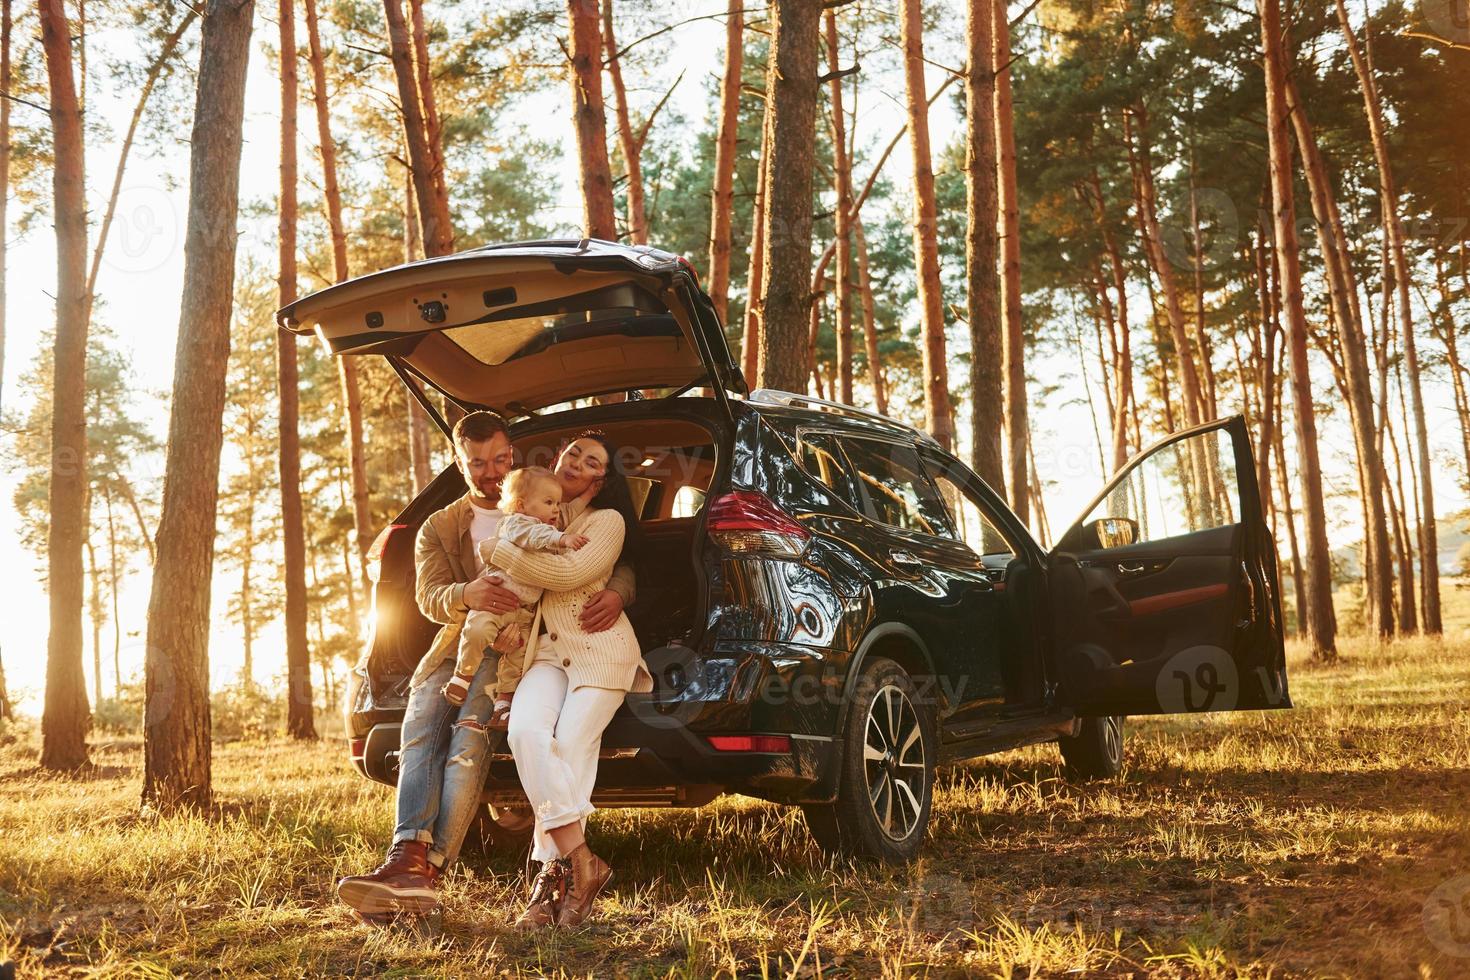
[{"left": 4, "top": 3, "right": 1464, "bottom": 717}]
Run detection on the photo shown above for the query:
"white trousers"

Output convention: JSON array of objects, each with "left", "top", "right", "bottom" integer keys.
[{"left": 506, "top": 659, "right": 625, "bottom": 862}]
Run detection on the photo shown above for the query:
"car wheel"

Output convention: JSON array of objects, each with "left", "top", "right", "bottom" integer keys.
[
  {"left": 1058, "top": 715, "right": 1125, "bottom": 779},
  {"left": 461, "top": 803, "right": 535, "bottom": 857},
  {"left": 801, "top": 656, "right": 936, "bottom": 864}
]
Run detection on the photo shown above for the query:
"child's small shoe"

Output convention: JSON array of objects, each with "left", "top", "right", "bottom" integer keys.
[
  {"left": 441, "top": 671, "right": 474, "bottom": 706},
  {"left": 487, "top": 699, "right": 513, "bottom": 730}
]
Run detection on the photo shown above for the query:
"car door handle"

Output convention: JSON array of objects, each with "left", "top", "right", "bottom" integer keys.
[
  {"left": 891, "top": 550, "right": 922, "bottom": 566},
  {"left": 1117, "top": 562, "right": 1147, "bottom": 576}
]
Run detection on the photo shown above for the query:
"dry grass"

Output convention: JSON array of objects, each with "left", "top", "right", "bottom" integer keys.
[{"left": 2, "top": 633, "right": 1468, "bottom": 977}]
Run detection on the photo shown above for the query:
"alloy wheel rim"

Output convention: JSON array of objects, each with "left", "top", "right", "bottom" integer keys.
[
  {"left": 1103, "top": 716, "right": 1122, "bottom": 762},
  {"left": 862, "top": 683, "right": 926, "bottom": 841}
]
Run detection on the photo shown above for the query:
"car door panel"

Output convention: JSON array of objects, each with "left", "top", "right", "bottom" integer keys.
[{"left": 1049, "top": 417, "right": 1289, "bottom": 717}]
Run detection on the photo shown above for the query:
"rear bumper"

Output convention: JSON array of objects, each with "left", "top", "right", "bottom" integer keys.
[{"left": 349, "top": 646, "right": 848, "bottom": 806}]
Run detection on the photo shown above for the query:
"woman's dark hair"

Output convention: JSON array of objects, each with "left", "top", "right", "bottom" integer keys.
[{"left": 573, "top": 430, "right": 642, "bottom": 572}]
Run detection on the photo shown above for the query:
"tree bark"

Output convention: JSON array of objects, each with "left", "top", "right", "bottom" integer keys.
[
  {"left": 144, "top": 0, "right": 256, "bottom": 811},
  {"left": 993, "top": 0, "right": 1027, "bottom": 517},
  {"left": 1087, "top": 167, "right": 1134, "bottom": 472},
  {"left": 1260, "top": 0, "right": 1336, "bottom": 660},
  {"left": 278, "top": 0, "right": 317, "bottom": 739},
  {"left": 852, "top": 212, "right": 887, "bottom": 413},
  {"left": 39, "top": 0, "right": 92, "bottom": 771},
  {"left": 104, "top": 484, "right": 120, "bottom": 695},
  {"left": 754, "top": 0, "right": 821, "bottom": 392},
  {"left": 306, "top": 0, "right": 372, "bottom": 590},
  {"left": 406, "top": 0, "right": 448, "bottom": 240},
  {"left": 901, "top": 0, "right": 953, "bottom": 448},
  {"left": 568, "top": 0, "right": 617, "bottom": 239},
  {"left": 824, "top": 9, "right": 854, "bottom": 405},
  {"left": 1285, "top": 77, "right": 1394, "bottom": 637},
  {"left": 383, "top": 0, "right": 451, "bottom": 255},
  {"left": 602, "top": 0, "right": 646, "bottom": 244},
  {"left": 1335, "top": 0, "right": 1439, "bottom": 632},
  {"left": 966, "top": 0, "right": 1004, "bottom": 490},
  {"left": 742, "top": 108, "right": 770, "bottom": 387},
  {"left": 400, "top": 157, "right": 434, "bottom": 491},
  {"left": 707, "top": 0, "right": 744, "bottom": 322}
]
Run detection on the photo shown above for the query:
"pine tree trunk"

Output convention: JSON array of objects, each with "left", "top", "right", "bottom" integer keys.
[
  {"left": 707, "top": 0, "right": 743, "bottom": 323},
  {"left": 1186, "top": 152, "right": 1218, "bottom": 419},
  {"left": 104, "top": 485, "right": 121, "bottom": 695},
  {"left": 39, "top": 0, "right": 92, "bottom": 771},
  {"left": 144, "top": 0, "right": 256, "bottom": 811},
  {"left": 406, "top": 0, "right": 449, "bottom": 240},
  {"left": 278, "top": 0, "right": 316, "bottom": 740},
  {"left": 87, "top": 526, "right": 102, "bottom": 710},
  {"left": 993, "top": 0, "right": 1027, "bottom": 518},
  {"left": 400, "top": 159, "right": 434, "bottom": 490},
  {"left": 568, "top": 0, "right": 617, "bottom": 239},
  {"left": 742, "top": 110, "right": 770, "bottom": 387},
  {"left": 1087, "top": 168, "right": 1134, "bottom": 472},
  {"left": 754, "top": 0, "right": 821, "bottom": 392},
  {"left": 0, "top": 0, "right": 10, "bottom": 416},
  {"left": 1126, "top": 106, "right": 1205, "bottom": 430},
  {"left": 602, "top": 0, "right": 646, "bottom": 244},
  {"left": 824, "top": 9, "right": 854, "bottom": 405},
  {"left": 1285, "top": 77, "right": 1394, "bottom": 637},
  {"left": 1335, "top": 0, "right": 1439, "bottom": 632},
  {"left": 965, "top": 0, "right": 1004, "bottom": 490},
  {"left": 1254, "top": 218, "right": 1277, "bottom": 502},
  {"left": 852, "top": 212, "right": 887, "bottom": 413},
  {"left": 306, "top": 0, "right": 372, "bottom": 590},
  {"left": 383, "top": 0, "right": 451, "bottom": 255},
  {"left": 1260, "top": 0, "right": 1336, "bottom": 660},
  {"left": 901, "top": 0, "right": 952, "bottom": 448}
]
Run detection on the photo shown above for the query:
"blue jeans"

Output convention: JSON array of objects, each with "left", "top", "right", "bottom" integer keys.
[{"left": 393, "top": 656, "right": 500, "bottom": 869}]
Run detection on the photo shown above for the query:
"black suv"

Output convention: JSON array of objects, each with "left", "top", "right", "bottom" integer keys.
[{"left": 279, "top": 239, "right": 1291, "bottom": 864}]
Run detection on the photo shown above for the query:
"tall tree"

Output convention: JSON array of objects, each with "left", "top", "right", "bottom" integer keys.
[
  {"left": 993, "top": 0, "right": 1027, "bottom": 519},
  {"left": 38, "top": 0, "right": 92, "bottom": 771},
  {"left": 707, "top": 0, "right": 744, "bottom": 323},
  {"left": 1335, "top": 0, "right": 1440, "bottom": 633},
  {"left": 144, "top": 0, "right": 256, "bottom": 810},
  {"left": 824, "top": 9, "right": 854, "bottom": 405},
  {"left": 601, "top": 0, "right": 647, "bottom": 244},
  {"left": 1259, "top": 0, "right": 1335, "bottom": 660},
  {"left": 0, "top": 0, "right": 10, "bottom": 416},
  {"left": 568, "top": 0, "right": 616, "bottom": 239},
  {"left": 743, "top": 107, "right": 771, "bottom": 386},
  {"left": 305, "top": 0, "right": 372, "bottom": 593},
  {"left": 383, "top": 0, "right": 451, "bottom": 255},
  {"left": 754, "top": 0, "right": 821, "bottom": 392},
  {"left": 901, "top": 0, "right": 953, "bottom": 448},
  {"left": 278, "top": 0, "right": 316, "bottom": 739},
  {"left": 965, "top": 0, "right": 1004, "bottom": 491}
]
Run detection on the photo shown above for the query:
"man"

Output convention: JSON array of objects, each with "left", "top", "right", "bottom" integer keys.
[{"left": 336, "top": 411, "right": 634, "bottom": 918}]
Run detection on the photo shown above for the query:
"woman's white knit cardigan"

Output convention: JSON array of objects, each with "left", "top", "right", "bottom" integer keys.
[{"left": 486, "top": 504, "right": 653, "bottom": 693}]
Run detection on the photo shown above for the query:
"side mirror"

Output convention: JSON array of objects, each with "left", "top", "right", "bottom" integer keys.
[{"left": 1087, "top": 516, "right": 1139, "bottom": 550}]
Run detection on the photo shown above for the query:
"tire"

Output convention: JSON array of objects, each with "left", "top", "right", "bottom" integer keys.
[
  {"left": 460, "top": 802, "right": 535, "bottom": 857},
  {"left": 1058, "top": 715, "right": 1125, "bottom": 779},
  {"left": 801, "top": 656, "right": 936, "bottom": 864}
]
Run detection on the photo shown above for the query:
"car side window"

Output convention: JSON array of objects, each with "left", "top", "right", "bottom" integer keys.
[
  {"left": 926, "top": 469, "right": 1017, "bottom": 557},
  {"left": 796, "top": 432, "right": 861, "bottom": 511},
  {"left": 841, "top": 437, "right": 954, "bottom": 537},
  {"left": 1079, "top": 425, "right": 1239, "bottom": 547}
]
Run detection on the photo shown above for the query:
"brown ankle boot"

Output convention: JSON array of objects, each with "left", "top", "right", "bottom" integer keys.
[
  {"left": 514, "top": 859, "right": 570, "bottom": 931},
  {"left": 337, "top": 840, "right": 440, "bottom": 915},
  {"left": 554, "top": 844, "right": 612, "bottom": 928}
]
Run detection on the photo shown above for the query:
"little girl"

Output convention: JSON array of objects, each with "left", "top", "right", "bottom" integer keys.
[{"left": 443, "top": 466, "right": 587, "bottom": 726}]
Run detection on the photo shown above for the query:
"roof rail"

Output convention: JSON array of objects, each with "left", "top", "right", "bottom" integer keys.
[{"left": 747, "top": 388, "right": 922, "bottom": 435}]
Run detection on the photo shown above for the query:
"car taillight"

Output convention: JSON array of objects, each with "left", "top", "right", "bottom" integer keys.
[
  {"left": 365, "top": 524, "right": 408, "bottom": 584},
  {"left": 349, "top": 737, "right": 366, "bottom": 760},
  {"left": 707, "top": 735, "right": 791, "bottom": 753},
  {"left": 706, "top": 491, "right": 810, "bottom": 557}
]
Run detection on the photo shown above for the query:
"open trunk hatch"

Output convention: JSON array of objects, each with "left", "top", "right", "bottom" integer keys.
[{"left": 275, "top": 239, "right": 744, "bottom": 414}]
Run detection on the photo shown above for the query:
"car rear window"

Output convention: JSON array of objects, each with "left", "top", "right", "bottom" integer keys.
[{"left": 840, "top": 437, "right": 954, "bottom": 536}]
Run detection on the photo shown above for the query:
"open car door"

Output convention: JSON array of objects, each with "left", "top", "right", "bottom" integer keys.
[
  {"left": 275, "top": 239, "right": 744, "bottom": 421},
  {"left": 1048, "top": 416, "right": 1290, "bottom": 716}
]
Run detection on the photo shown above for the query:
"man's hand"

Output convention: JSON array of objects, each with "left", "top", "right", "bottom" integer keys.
[
  {"left": 579, "top": 589, "right": 623, "bottom": 632},
  {"left": 463, "top": 574, "right": 520, "bottom": 614},
  {"left": 491, "top": 622, "right": 527, "bottom": 656}
]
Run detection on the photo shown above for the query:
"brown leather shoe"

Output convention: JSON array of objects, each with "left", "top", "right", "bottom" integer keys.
[
  {"left": 554, "top": 844, "right": 612, "bottom": 928},
  {"left": 514, "top": 859, "right": 570, "bottom": 931},
  {"left": 337, "top": 840, "right": 441, "bottom": 915}
]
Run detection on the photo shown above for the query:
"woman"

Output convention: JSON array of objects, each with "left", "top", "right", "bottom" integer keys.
[{"left": 486, "top": 432, "right": 651, "bottom": 930}]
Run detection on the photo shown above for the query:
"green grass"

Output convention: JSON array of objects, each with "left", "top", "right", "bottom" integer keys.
[{"left": 3, "top": 633, "right": 1468, "bottom": 977}]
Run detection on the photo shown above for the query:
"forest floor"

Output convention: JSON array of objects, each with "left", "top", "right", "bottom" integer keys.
[{"left": 1, "top": 632, "right": 1468, "bottom": 977}]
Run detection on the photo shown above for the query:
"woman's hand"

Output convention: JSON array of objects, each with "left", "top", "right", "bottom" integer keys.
[
  {"left": 579, "top": 589, "right": 623, "bottom": 632},
  {"left": 464, "top": 574, "right": 520, "bottom": 614}
]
